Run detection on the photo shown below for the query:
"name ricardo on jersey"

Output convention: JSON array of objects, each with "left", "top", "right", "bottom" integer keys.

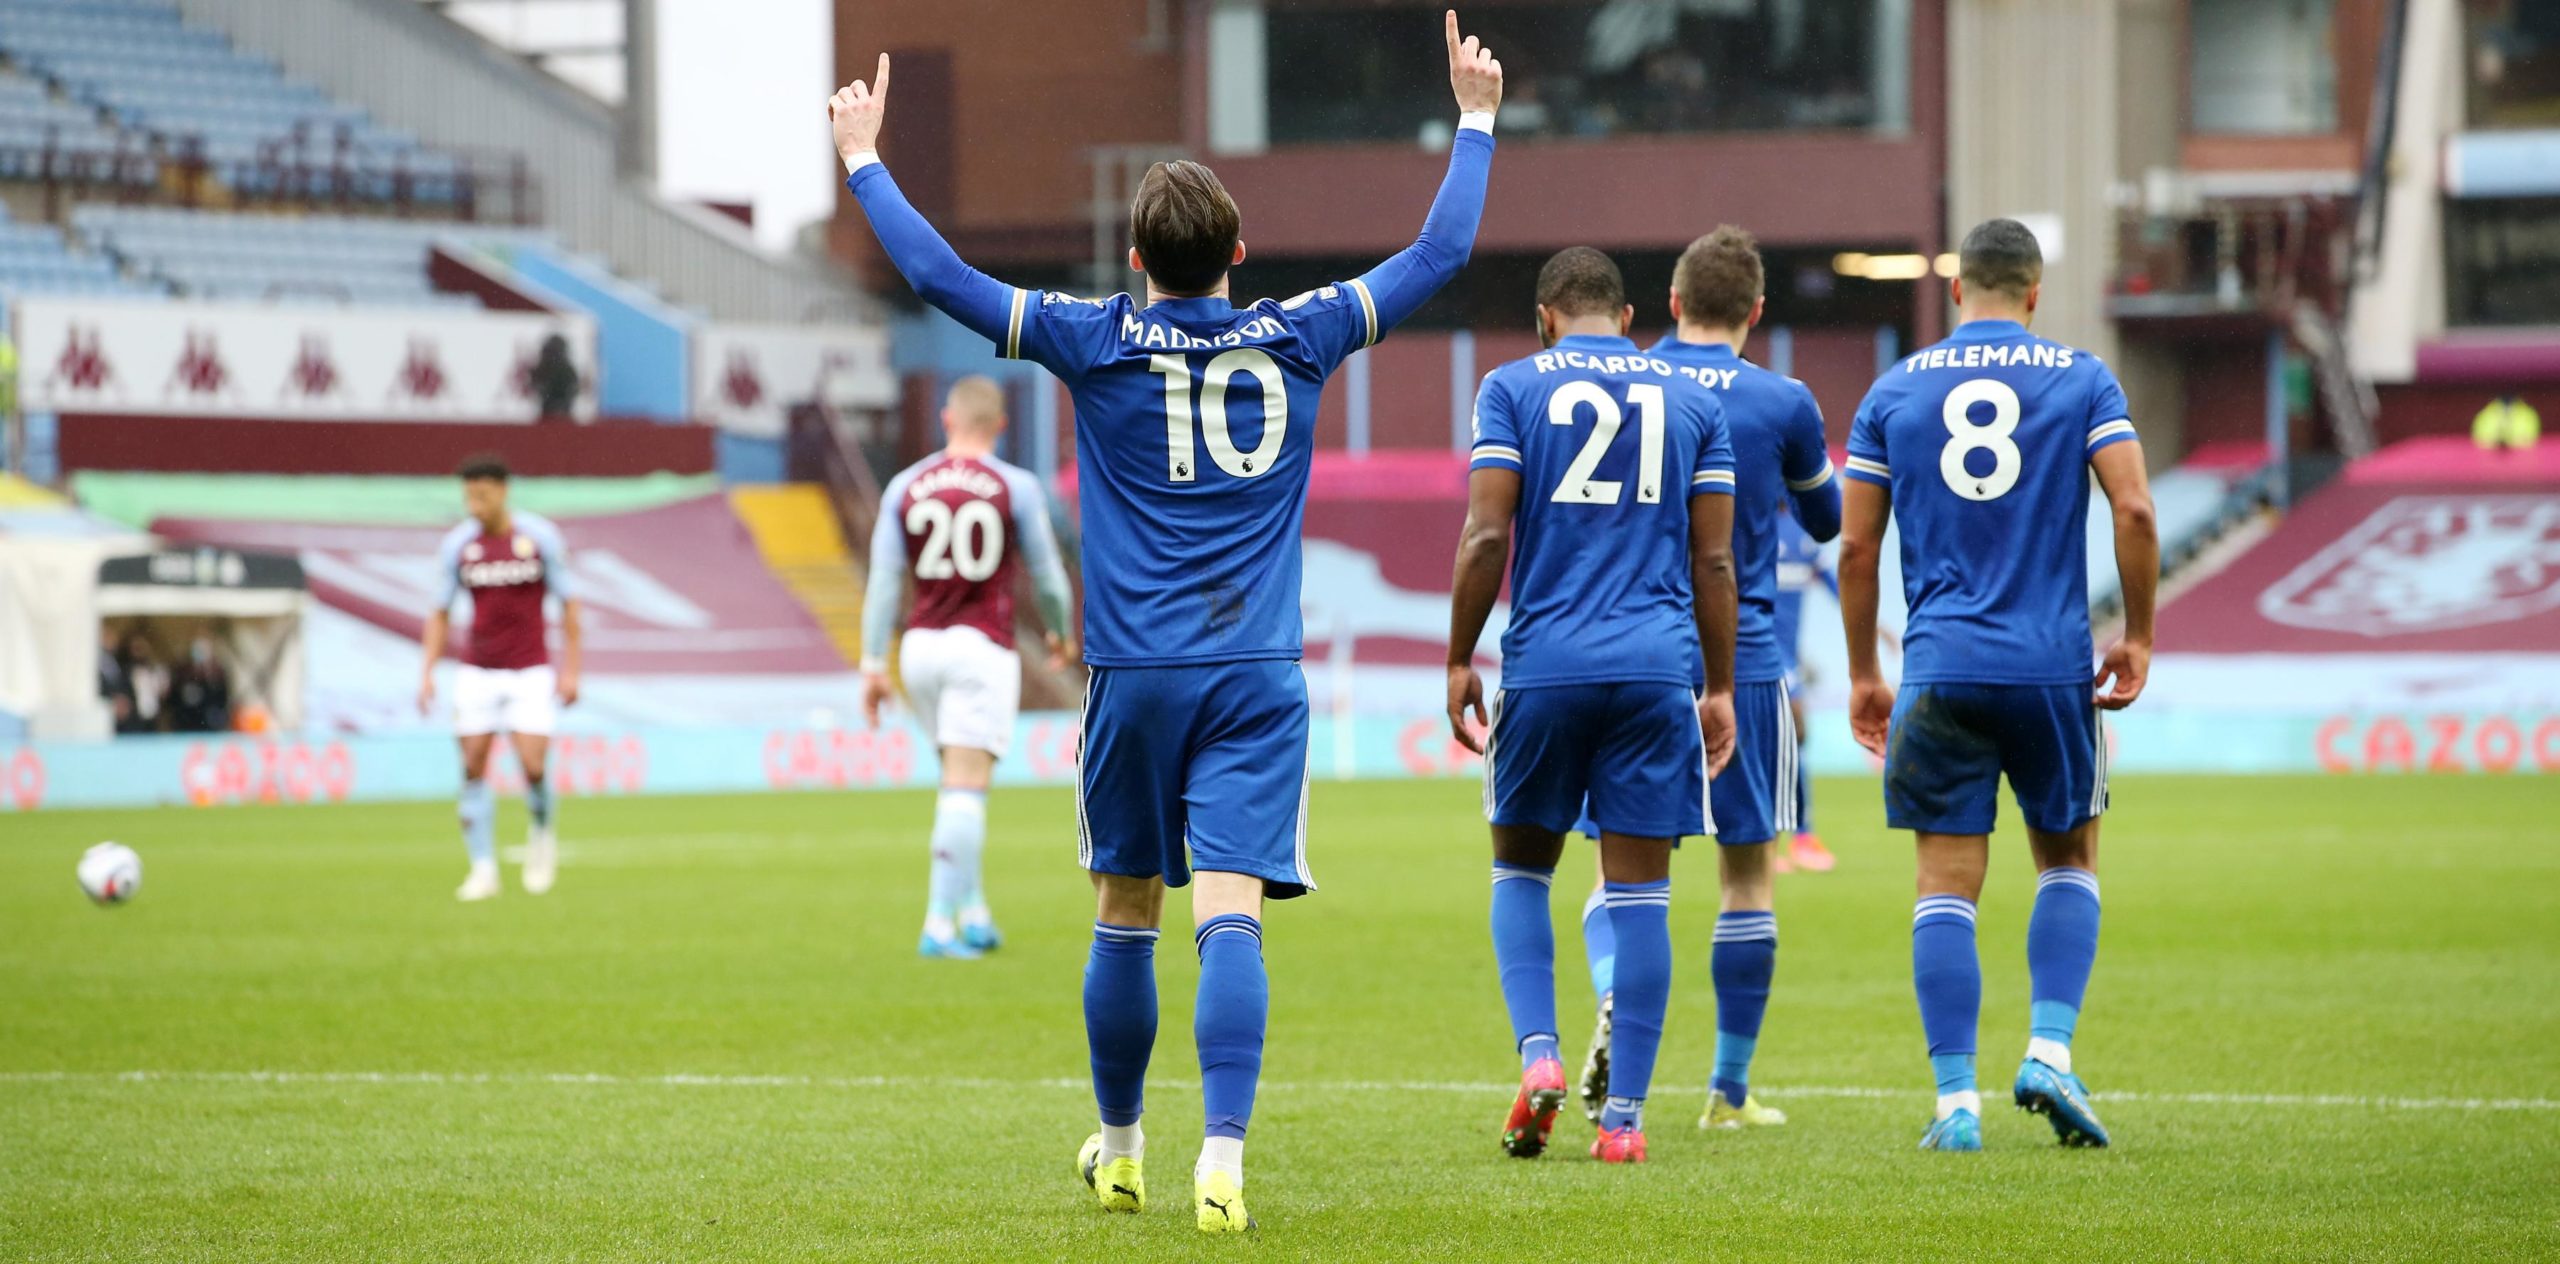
[
  {"left": 1900, "top": 342, "right": 2079, "bottom": 373},
  {"left": 460, "top": 557, "right": 543, "bottom": 589},
  {"left": 905, "top": 462, "right": 1005, "bottom": 502},
  {"left": 1527, "top": 348, "right": 1741, "bottom": 392}
]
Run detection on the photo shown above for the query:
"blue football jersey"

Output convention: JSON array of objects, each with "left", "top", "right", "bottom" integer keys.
[
  {"left": 1008, "top": 287, "right": 1379, "bottom": 667},
  {"left": 1470, "top": 334, "right": 1737, "bottom": 689},
  {"left": 1649, "top": 338, "right": 1834, "bottom": 684},
  {"left": 1844, "top": 319, "right": 2137, "bottom": 685}
]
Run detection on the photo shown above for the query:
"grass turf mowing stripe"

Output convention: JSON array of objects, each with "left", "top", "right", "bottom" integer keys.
[{"left": 9, "top": 1069, "right": 2554, "bottom": 1113}]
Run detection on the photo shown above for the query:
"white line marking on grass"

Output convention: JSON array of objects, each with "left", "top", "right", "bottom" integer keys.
[{"left": 2, "top": 1070, "right": 2551, "bottom": 1113}]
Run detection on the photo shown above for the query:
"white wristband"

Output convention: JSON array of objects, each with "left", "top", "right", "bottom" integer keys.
[
  {"left": 843, "top": 150, "right": 882, "bottom": 176},
  {"left": 859, "top": 656, "right": 886, "bottom": 675},
  {"left": 1457, "top": 111, "right": 1495, "bottom": 135}
]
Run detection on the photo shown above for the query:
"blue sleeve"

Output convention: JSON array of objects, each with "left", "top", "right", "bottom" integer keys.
[
  {"left": 845, "top": 161, "right": 1016, "bottom": 351},
  {"left": 1844, "top": 390, "right": 1891, "bottom": 488},
  {"left": 526, "top": 517, "right": 574, "bottom": 601},
  {"left": 1466, "top": 372, "right": 1521, "bottom": 473},
  {"left": 1001, "top": 465, "right": 1074, "bottom": 636},
  {"left": 859, "top": 471, "right": 913, "bottom": 671},
  {"left": 1690, "top": 394, "right": 1736, "bottom": 498},
  {"left": 432, "top": 526, "right": 466, "bottom": 610},
  {"left": 1781, "top": 385, "right": 1842, "bottom": 541},
  {"left": 2085, "top": 363, "right": 2138, "bottom": 459},
  {"left": 1318, "top": 126, "right": 1495, "bottom": 366}
]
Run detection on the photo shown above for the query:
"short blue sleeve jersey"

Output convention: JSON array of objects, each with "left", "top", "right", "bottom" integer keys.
[
  {"left": 1471, "top": 334, "right": 1736, "bottom": 690},
  {"left": 1844, "top": 319, "right": 2138, "bottom": 685},
  {"left": 1006, "top": 287, "right": 1383, "bottom": 666},
  {"left": 1649, "top": 338, "right": 1836, "bottom": 685}
]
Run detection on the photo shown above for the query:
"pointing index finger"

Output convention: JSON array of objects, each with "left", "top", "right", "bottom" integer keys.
[
  {"left": 1445, "top": 9, "right": 1460, "bottom": 60},
  {"left": 873, "top": 52, "right": 891, "bottom": 98}
]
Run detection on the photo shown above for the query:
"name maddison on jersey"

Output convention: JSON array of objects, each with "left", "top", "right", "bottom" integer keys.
[
  {"left": 1902, "top": 342, "right": 2079, "bottom": 373},
  {"left": 1118, "top": 311, "right": 1290, "bottom": 350},
  {"left": 906, "top": 463, "right": 1004, "bottom": 501}
]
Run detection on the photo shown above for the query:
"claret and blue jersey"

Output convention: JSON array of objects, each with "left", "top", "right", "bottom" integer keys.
[{"left": 1845, "top": 319, "right": 2136, "bottom": 687}]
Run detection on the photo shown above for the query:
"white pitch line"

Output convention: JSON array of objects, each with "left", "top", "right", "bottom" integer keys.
[{"left": 1, "top": 1070, "right": 2553, "bottom": 1113}]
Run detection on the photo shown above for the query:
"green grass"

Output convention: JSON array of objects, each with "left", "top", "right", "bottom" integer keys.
[{"left": 4, "top": 776, "right": 2557, "bottom": 1260}]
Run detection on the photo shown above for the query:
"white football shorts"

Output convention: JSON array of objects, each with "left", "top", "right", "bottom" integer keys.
[
  {"left": 899, "top": 625, "right": 1022, "bottom": 758},
  {"left": 452, "top": 664, "right": 558, "bottom": 738}
]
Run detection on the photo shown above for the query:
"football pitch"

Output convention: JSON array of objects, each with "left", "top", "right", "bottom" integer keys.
[{"left": 4, "top": 775, "right": 2555, "bottom": 1261}]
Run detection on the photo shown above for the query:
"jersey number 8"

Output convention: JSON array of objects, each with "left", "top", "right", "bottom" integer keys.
[
  {"left": 1938, "top": 378, "right": 2023, "bottom": 501},
  {"left": 908, "top": 497, "right": 1004, "bottom": 582},
  {"left": 1547, "top": 380, "right": 1666, "bottom": 505},
  {"left": 1153, "top": 349, "right": 1287, "bottom": 482}
]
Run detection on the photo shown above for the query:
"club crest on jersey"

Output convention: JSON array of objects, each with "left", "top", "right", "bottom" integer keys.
[
  {"left": 513, "top": 534, "right": 535, "bottom": 558},
  {"left": 2258, "top": 495, "right": 2560, "bottom": 635}
]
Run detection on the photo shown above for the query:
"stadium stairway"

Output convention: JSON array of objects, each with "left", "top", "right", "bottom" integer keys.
[{"left": 728, "top": 484, "right": 864, "bottom": 668}]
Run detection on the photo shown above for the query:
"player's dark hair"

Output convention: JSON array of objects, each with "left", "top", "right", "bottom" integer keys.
[
  {"left": 457, "top": 453, "right": 510, "bottom": 483},
  {"left": 1130, "top": 160, "right": 1240, "bottom": 297},
  {"left": 1535, "top": 246, "right": 1625, "bottom": 318},
  {"left": 1674, "top": 225, "right": 1762, "bottom": 329},
  {"left": 1959, "top": 218, "right": 2043, "bottom": 298}
]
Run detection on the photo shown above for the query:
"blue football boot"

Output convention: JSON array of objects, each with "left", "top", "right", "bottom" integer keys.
[
  {"left": 1917, "top": 1108, "right": 1982, "bottom": 1152},
  {"left": 2014, "top": 1058, "right": 2110, "bottom": 1148}
]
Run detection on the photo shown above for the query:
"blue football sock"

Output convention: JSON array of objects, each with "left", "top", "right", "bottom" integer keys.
[
  {"left": 1194, "top": 914, "right": 1267, "bottom": 1141},
  {"left": 2027, "top": 867, "right": 2101, "bottom": 1059},
  {"left": 1600, "top": 879, "right": 1672, "bottom": 1131},
  {"left": 1579, "top": 885, "right": 1615, "bottom": 1003},
  {"left": 1914, "top": 895, "right": 1981, "bottom": 1102},
  {"left": 1792, "top": 745, "right": 1813, "bottom": 835},
  {"left": 523, "top": 774, "right": 553, "bottom": 830},
  {"left": 1711, "top": 910, "right": 1778, "bottom": 1106},
  {"left": 926, "top": 790, "right": 986, "bottom": 924},
  {"left": 458, "top": 778, "right": 495, "bottom": 865},
  {"left": 1490, "top": 862, "right": 1559, "bottom": 1067},
  {"left": 1084, "top": 924, "right": 1158, "bottom": 1129}
]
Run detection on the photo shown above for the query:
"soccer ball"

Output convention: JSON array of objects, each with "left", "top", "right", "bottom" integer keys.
[{"left": 77, "top": 842, "right": 142, "bottom": 905}]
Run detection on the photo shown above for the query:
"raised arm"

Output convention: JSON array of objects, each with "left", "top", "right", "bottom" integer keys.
[
  {"left": 1350, "top": 12, "right": 1504, "bottom": 337},
  {"left": 832, "top": 56, "right": 1014, "bottom": 344}
]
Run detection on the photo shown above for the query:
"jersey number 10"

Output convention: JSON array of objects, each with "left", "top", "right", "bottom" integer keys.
[
  {"left": 1153, "top": 349, "right": 1287, "bottom": 483},
  {"left": 1548, "top": 380, "right": 1666, "bottom": 505}
]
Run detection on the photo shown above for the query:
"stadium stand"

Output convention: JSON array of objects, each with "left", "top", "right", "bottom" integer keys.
[
  {"left": 0, "top": 199, "right": 156, "bottom": 297},
  {"left": 0, "top": 64, "right": 148, "bottom": 186},
  {"left": 0, "top": 0, "right": 463, "bottom": 205},
  {"left": 68, "top": 204, "right": 550, "bottom": 306}
]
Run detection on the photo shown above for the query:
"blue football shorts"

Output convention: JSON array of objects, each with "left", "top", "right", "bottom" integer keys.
[
  {"left": 1486, "top": 681, "right": 1708, "bottom": 841},
  {"left": 1882, "top": 681, "right": 2106, "bottom": 836},
  {"left": 1077, "top": 659, "right": 1314, "bottom": 898}
]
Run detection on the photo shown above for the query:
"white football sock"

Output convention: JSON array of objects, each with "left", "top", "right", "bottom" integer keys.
[
  {"left": 1100, "top": 1120, "right": 1143, "bottom": 1163},
  {"left": 1196, "top": 1136, "right": 1244, "bottom": 1184},
  {"left": 1936, "top": 1090, "right": 1982, "bottom": 1120},
  {"left": 2026, "top": 1036, "right": 2073, "bottom": 1074}
]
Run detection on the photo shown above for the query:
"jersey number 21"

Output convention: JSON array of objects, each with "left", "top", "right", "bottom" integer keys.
[{"left": 1548, "top": 380, "right": 1666, "bottom": 505}]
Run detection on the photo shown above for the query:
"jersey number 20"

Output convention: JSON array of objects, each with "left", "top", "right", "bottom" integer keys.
[
  {"left": 1153, "top": 349, "right": 1286, "bottom": 482},
  {"left": 1548, "top": 380, "right": 1666, "bottom": 505},
  {"left": 908, "top": 498, "right": 1004, "bottom": 582}
]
